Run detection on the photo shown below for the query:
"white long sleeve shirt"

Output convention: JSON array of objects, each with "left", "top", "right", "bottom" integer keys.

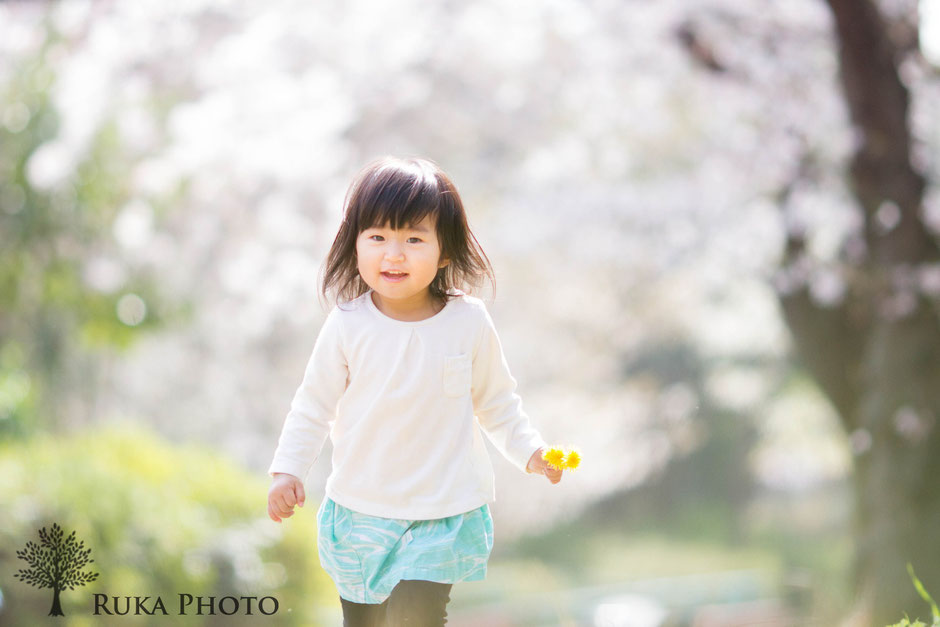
[{"left": 268, "top": 289, "right": 548, "bottom": 520}]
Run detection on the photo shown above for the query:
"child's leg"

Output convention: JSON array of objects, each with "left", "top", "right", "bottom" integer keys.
[
  {"left": 340, "top": 596, "right": 389, "bottom": 627},
  {"left": 385, "top": 579, "right": 453, "bottom": 625}
]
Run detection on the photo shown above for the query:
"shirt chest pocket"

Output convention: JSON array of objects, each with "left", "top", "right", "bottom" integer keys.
[{"left": 443, "top": 353, "right": 472, "bottom": 398}]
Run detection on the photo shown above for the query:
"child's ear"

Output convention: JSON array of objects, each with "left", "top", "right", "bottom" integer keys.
[{"left": 438, "top": 256, "right": 450, "bottom": 269}]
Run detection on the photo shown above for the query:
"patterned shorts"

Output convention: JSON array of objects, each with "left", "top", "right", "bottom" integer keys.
[{"left": 316, "top": 497, "right": 494, "bottom": 604}]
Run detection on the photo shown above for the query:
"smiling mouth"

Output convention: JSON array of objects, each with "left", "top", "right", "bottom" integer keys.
[{"left": 381, "top": 271, "right": 409, "bottom": 281}]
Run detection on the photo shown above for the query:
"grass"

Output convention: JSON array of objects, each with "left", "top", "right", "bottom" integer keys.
[
  {"left": 888, "top": 565, "right": 940, "bottom": 627},
  {"left": 466, "top": 486, "right": 857, "bottom": 623}
]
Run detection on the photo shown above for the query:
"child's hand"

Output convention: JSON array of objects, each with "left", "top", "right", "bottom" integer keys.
[
  {"left": 268, "top": 472, "right": 306, "bottom": 523},
  {"left": 526, "top": 447, "right": 563, "bottom": 484}
]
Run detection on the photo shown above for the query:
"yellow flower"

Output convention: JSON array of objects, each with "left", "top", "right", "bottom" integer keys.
[
  {"left": 542, "top": 447, "right": 566, "bottom": 470},
  {"left": 562, "top": 449, "right": 581, "bottom": 470}
]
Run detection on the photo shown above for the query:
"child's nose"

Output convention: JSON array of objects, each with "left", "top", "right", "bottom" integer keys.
[{"left": 385, "top": 243, "right": 405, "bottom": 260}]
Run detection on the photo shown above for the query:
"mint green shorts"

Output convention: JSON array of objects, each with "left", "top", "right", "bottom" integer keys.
[{"left": 316, "top": 497, "right": 494, "bottom": 604}]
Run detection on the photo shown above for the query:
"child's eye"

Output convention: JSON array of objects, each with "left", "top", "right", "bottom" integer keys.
[
  {"left": 368, "top": 235, "right": 385, "bottom": 242},
  {"left": 407, "top": 237, "right": 423, "bottom": 243}
]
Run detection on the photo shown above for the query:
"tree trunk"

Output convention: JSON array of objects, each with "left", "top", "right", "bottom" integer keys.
[
  {"left": 851, "top": 306, "right": 940, "bottom": 622},
  {"left": 778, "top": 0, "right": 940, "bottom": 623},
  {"left": 782, "top": 286, "right": 940, "bottom": 625},
  {"left": 49, "top": 586, "right": 63, "bottom": 616}
]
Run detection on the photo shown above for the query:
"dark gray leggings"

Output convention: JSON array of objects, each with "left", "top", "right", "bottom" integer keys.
[{"left": 340, "top": 579, "right": 453, "bottom": 626}]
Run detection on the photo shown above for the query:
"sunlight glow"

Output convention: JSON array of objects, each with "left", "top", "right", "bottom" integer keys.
[{"left": 922, "top": 0, "right": 940, "bottom": 64}]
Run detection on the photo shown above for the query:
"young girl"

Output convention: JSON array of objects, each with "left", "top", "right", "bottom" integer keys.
[{"left": 267, "top": 156, "right": 563, "bottom": 626}]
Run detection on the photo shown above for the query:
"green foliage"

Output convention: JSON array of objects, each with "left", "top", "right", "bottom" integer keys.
[
  {"left": 0, "top": 426, "right": 335, "bottom": 625},
  {"left": 0, "top": 27, "right": 187, "bottom": 439},
  {"left": 890, "top": 619, "right": 929, "bottom": 627},
  {"left": 887, "top": 565, "right": 940, "bottom": 627}
]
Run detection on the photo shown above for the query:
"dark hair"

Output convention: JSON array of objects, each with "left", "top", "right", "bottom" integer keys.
[{"left": 321, "top": 156, "right": 495, "bottom": 307}]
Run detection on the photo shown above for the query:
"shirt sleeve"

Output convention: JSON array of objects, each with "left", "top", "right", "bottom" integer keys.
[
  {"left": 268, "top": 308, "right": 348, "bottom": 480},
  {"left": 471, "top": 306, "right": 548, "bottom": 473}
]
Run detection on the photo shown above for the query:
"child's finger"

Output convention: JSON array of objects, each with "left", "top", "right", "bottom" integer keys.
[
  {"left": 275, "top": 498, "right": 295, "bottom": 518},
  {"left": 282, "top": 489, "right": 297, "bottom": 509},
  {"left": 294, "top": 482, "right": 306, "bottom": 508},
  {"left": 275, "top": 494, "right": 294, "bottom": 515},
  {"left": 268, "top": 503, "right": 282, "bottom": 523}
]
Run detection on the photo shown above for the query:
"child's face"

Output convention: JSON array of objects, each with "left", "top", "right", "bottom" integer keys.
[{"left": 356, "top": 214, "right": 449, "bottom": 307}]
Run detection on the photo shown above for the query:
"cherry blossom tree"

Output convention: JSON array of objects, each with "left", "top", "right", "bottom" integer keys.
[{"left": 771, "top": 0, "right": 937, "bottom": 621}]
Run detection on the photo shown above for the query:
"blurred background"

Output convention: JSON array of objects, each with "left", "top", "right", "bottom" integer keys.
[{"left": 2, "top": 0, "right": 940, "bottom": 625}]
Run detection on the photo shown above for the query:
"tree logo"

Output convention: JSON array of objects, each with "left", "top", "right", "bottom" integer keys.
[{"left": 15, "top": 523, "right": 100, "bottom": 616}]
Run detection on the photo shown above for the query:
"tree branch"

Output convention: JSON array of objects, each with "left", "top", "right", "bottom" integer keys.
[{"left": 825, "top": 0, "right": 933, "bottom": 264}]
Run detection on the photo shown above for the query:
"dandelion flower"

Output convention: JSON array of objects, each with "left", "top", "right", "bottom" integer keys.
[
  {"left": 563, "top": 449, "right": 581, "bottom": 470},
  {"left": 542, "top": 447, "right": 566, "bottom": 470}
]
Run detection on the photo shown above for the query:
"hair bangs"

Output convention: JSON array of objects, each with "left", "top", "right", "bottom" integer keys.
[{"left": 355, "top": 164, "right": 441, "bottom": 232}]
